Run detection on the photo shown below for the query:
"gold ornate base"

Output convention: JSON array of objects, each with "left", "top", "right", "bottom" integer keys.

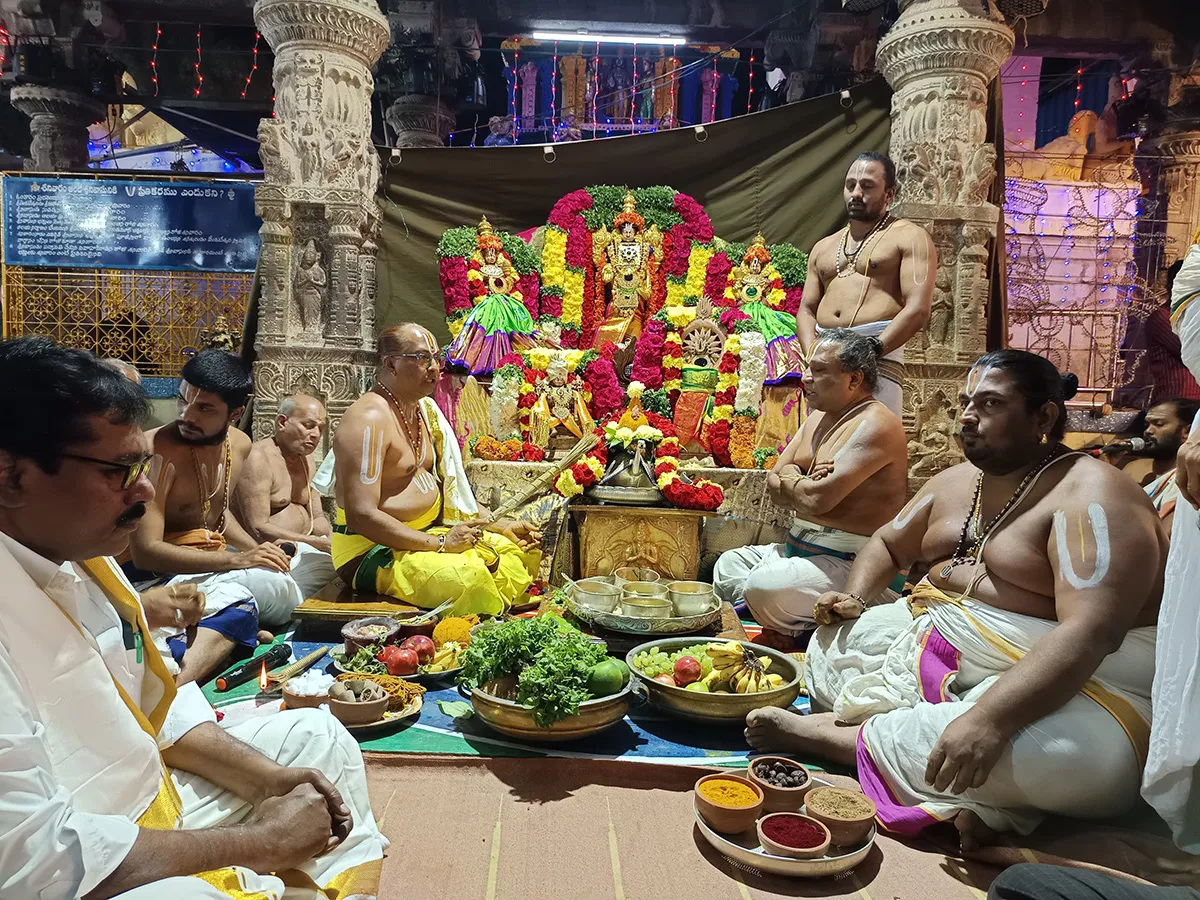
[{"left": 570, "top": 504, "right": 712, "bottom": 581}]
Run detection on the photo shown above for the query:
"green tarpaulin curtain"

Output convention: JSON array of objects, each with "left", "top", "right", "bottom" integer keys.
[{"left": 374, "top": 77, "right": 892, "bottom": 341}]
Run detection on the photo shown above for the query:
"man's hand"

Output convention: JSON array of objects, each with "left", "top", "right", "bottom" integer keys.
[
  {"left": 443, "top": 523, "right": 481, "bottom": 553},
  {"left": 924, "top": 709, "right": 1008, "bottom": 795},
  {"left": 140, "top": 584, "right": 205, "bottom": 631},
  {"left": 306, "top": 535, "right": 333, "bottom": 554},
  {"left": 1177, "top": 429, "right": 1200, "bottom": 509},
  {"left": 812, "top": 591, "right": 864, "bottom": 626},
  {"left": 244, "top": 784, "right": 336, "bottom": 871},
  {"left": 257, "top": 766, "right": 352, "bottom": 848},
  {"left": 488, "top": 518, "right": 542, "bottom": 551},
  {"left": 230, "top": 543, "right": 292, "bottom": 573},
  {"left": 809, "top": 461, "right": 835, "bottom": 481}
]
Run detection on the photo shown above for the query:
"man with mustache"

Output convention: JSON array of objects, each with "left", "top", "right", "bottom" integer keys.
[
  {"left": 0, "top": 336, "right": 387, "bottom": 899},
  {"left": 125, "top": 350, "right": 301, "bottom": 684},
  {"left": 1138, "top": 398, "right": 1200, "bottom": 539},
  {"left": 797, "top": 152, "right": 937, "bottom": 414},
  {"left": 746, "top": 350, "right": 1162, "bottom": 850},
  {"left": 233, "top": 394, "right": 336, "bottom": 599}
]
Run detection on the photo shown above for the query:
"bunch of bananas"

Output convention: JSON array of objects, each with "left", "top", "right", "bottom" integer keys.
[
  {"left": 704, "top": 641, "right": 785, "bottom": 694},
  {"left": 425, "top": 641, "right": 464, "bottom": 673}
]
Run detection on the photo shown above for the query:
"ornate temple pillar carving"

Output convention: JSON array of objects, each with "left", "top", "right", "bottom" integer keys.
[
  {"left": 9, "top": 86, "right": 105, "bottom": 171},
  {"left": 251, "top": 0, "right": 390, "bottom": 442},
  {"left": 1145, "top": 128, "right": 1200, "bottom": 269},
  {"left": 875, "top": 0, "right": 1014, "bottom": 492}
]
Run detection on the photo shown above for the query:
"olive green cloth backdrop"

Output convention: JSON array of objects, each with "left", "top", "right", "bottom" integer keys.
[{"left": 374, "top": 77, "right": 892, "bottom": 342}]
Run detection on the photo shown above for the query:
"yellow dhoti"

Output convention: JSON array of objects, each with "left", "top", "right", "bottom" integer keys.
[{"left": 332, "top": 501, "right": 540, "bottom": 617}]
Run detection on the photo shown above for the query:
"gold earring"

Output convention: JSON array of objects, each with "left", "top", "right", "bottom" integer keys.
[{"left": 1040, "top": 434, "right": 1048, "bottom": 445}]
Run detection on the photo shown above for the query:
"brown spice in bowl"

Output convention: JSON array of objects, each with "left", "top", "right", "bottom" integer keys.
[{"left": 808, "top": 788, "right": 874, "bottom": 818}]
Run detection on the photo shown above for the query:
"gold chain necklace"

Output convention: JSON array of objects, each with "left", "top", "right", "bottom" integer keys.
[
  {"left": 190, "top": 439, "right": 232, "bottom": 535},
  {"left": 835, "top": 214, "right": 891, "bottom": 278},
  {"left": 939, "top": 444, "right": 1063, "bottom": 579}
]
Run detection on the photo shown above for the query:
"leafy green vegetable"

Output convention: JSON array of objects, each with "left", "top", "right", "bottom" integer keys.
[
  {"left": 437, "top": 700, "right": 475, "bottom": 720},
  {"left": 332, "top": 642, "right": 386, "bottom": 675},
  {"left": 458, "top": 617, "right": 608, "bottom": 727}
]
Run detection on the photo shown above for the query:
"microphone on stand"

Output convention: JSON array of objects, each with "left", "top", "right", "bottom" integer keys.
[{"left": 1088, "top": 437, "right": 1150, "bottom": 458}]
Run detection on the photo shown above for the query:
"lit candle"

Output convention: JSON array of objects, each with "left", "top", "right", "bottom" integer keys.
[{"left": 259, "top": 661, "right": 268, "bottom": 692}]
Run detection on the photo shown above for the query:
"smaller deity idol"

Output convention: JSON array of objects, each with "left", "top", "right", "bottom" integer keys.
[
  {"left": 593, "top": 191, "right": 661, "bottom": 349},
  {"left": 446, "top": 216, "right": 539, "bottom": 376},
  {"left": 531, "top": 354, "right": 594, "bottom": 440},
  {"left": 724, "top": 234, "right": 804, "bottom": 383}
]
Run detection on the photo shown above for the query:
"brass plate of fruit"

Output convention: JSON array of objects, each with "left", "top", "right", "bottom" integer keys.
[
  {"left": 566, "top": 597, "right": 723, "bottom": 636},
  {"left": 469, "top": 680, "right": 634, "bottom": 742},
  {"left": 626, "top": 638, "right": 802, "bottom": 723}
]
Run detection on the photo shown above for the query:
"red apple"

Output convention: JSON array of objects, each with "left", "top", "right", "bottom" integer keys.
[
  {"left": 652, "top": 673, "right": 677, "bottom": 687},
  {"left": 673, "top": 656, "right": 702, "bottom": 687},
  {"left": 400, "top": 635, "right": 436, "bottom": 665},
  {"left": 388, "top": 648, "right": 420, "bottom": 676}
]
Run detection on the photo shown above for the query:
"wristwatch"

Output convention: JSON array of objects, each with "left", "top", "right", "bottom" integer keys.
[{"left": 436, "top": 534, "right": 446, "bottom": 553}]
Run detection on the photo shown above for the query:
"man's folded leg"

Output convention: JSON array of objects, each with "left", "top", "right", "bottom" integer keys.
[
  {"left": 288, "top": 543, "right": 338, "bottom": 599},
  {"left": 171, "top": 708, "right": 387, "bottom": 897},
  {"left": 170, "top": 567, "right": 304, "bottom": 630}
]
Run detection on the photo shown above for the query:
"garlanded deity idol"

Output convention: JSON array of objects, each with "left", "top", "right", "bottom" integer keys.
[
  {"left": 446, "top": 216, "right": 539, "bottom": 376},
  {"left": 531, "top": 354, "right": 594, "bottom": 440},
  {"left": 725, "top": 234, "right": 805, "bottom": 383},
  {"left": 592, "top": 191, "right": 661, "bottom": 349}
]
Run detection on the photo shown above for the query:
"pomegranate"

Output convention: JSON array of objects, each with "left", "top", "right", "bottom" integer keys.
[
  {"left": 388, "top": 648, "right": 420, "bottom": 676},
  {"left": 673, "top": 656, "right": 702, "bottom": 687},
  {"left": 400, "top": 635, "right": 436, "bottom": 665},
  {"left": 652, "top": 673, "right": 677, "bottom": 687}
]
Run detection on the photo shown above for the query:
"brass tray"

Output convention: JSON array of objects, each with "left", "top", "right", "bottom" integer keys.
[
  {"left": 567, "top": 597, "right": 723, "bottom": 636},
  {"left": 586, "top": 484, "right": 663, "bottom": 505}
]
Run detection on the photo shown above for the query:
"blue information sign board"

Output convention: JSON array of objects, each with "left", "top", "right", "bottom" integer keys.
[{"left": 2, "top": 176, "right": 261, "bottom": 272}]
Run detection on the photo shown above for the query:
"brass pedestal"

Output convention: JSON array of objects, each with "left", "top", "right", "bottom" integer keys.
[{"left": 571, "top": 504, "right": 713, "bottom": 581}]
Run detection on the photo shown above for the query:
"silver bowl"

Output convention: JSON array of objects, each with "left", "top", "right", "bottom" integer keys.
[
  {"left": 613, "top": 567, "right": 660, "bottom": 592},
  {"left": 566, "top": 597, "right": 724, "bottom": 635},
  {"left": 573, "top": 577, "right": 621, "bottom": 613},
  {"left": 621, "top": 596, "right": 673, "bottom": 619},
  {"left": 627, "top": 637, "right": 802, "bottom": 723},
  {"left": 667, "top": 581, "right": 717, "bottom": 617}
]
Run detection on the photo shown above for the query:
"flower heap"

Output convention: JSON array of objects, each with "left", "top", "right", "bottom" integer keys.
[
  {"left": 649, "top": 409, "right": 724, "bottom": 511},
  {"left": 730, "top": 331, "right": 768, "bottom": 469},
  {"left": 437, "top": 225, "right": 541, "bottom": 340},
  {"left": 471, "top": 436, "right": 546, "bottom": 462},
  {"left": 704, "top": 333, "right": 741, "bottom": 466},
  {"left": 553, "top": 439, "right": 608, "bottom": 498}
]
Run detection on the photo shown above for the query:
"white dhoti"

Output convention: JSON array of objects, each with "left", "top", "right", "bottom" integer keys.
[
  {"left": 1144, "top": 238, "right": 1200, "bottom": 850},
  {"left": 283, "top": 543, "right": 337, "bottom": 601},
  {"left": 808, "top": 580, "right": 1155, "bottom": 836},
  {"left": 816, "top": 321, "right": 903, "bottom": 416},
  {"left": 166, "top": 564, "right": 303, "bottom": 630},
  {"left": 712, "top": 521, "right": 901, "bottom": 635},
  {"left": 115, "top": 709, "right": 388, "bottom": 900}
]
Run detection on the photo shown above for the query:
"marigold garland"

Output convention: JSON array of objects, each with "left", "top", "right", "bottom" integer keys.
[
  {"left": 703, "top": 333, "right": 741, "bottom": 466},
  {"left": 662, "top": 328, "right": 684, "bottom": 403},
  {"left": 729, "top": 412, "right": 759, "bottom": 469}
]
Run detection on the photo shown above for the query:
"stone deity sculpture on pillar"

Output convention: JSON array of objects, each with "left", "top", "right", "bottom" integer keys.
[
  {"left": 876, "top": 0, "right": 1014, "bottom": 492},
  {"left": 250, "top": 0, "right": 390, "bottom": 445}
]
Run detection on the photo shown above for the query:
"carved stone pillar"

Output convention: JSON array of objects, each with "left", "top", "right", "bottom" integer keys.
[
  {"left": 251, "top": 0, "right": 389, "bottom": 443},
  {"left": 1145, "top": 132, "right": 1200, "bottom": 269},
  {"left": 9, "top": 86, "right": 105, "bottom": 171},
  {"left": 384, "top": 94, "right": 454, "bottom": 148},
  {"left": 876, "top": 0, "right": 1014, "bottom": 493}
]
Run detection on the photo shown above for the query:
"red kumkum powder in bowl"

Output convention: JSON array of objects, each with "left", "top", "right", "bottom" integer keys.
[{"left": 761, "top": 814, "right": 826, "bottom": 849}]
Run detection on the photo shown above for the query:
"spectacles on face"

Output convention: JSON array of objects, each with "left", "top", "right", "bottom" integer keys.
[
  {"left": 60, "top": 453, "right": 155, "bottom": 490},
  {"left": 387, "top": 351, "right": 444, "bottom": 368}
]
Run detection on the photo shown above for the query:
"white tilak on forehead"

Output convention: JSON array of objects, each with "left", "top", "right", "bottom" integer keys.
[
  {"left": 420, "top": 332, "right": 437, "bottom": 353},
  {"left": 848, "top": 160, "right": 870, "bottom": 183},
  {"left": 964, "top": 365, "right": 991, "bottom": 396},
  {"left": 1053, "top": 503, "right": 1111, "bottom": 590},
  {"left": 360, "top": 425, "right": 383, "bottom": 485},
  {"left": 179, "top": 379, "right": 199, "bottom": 404},
  {"left": 892, "top": 492, "right": 934, "bottom": 530}
]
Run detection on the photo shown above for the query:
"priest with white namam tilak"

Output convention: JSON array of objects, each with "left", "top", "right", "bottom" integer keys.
[
  {"left": 0, "top": 337, "right": 386, "bottom": 899},
  {"left": 746, "top": 350, "right": 1162, "bottom": 846}
]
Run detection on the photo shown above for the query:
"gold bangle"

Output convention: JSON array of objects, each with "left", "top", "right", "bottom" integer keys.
[{"left": 436, "top": 534, "right": 446, "bottom": 553}]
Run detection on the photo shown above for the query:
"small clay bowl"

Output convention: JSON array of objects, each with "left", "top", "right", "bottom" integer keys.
[
  {"left": 341, "top": 616, "right": 401, "bottom": 655},
  {"left": 803, "top": 787, "right": 878, "bottom": 846},
  {"left": 393, "top": 615, "right": 438, "bottom": 641},
  {"left": 694, "top": 772, "right": 764, "bottom": 835},
  {"left": 756, "top": 813, "right": 831, "bottom": 859},
  {"left": 747, "top": 756, "right": 813, "bottom": 812},
  {"left": 282, "top": 683, "right": 328, "bottom": 710},
  {"left": 327, "top": 694, "right": 389, "bottom": 726}
]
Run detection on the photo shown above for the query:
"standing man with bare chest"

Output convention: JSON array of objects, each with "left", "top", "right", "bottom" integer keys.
[
  {"left": 125, "top": 351, "right": 300, "bottom": 683},
  {"left": 234, "top": 394, "right": 336, "bottom": 599},
  {"left": 798, "top": 152, "right": 937, "bottom": 414}
]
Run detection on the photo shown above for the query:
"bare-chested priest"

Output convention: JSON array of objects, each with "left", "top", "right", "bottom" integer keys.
[
  {"left": 333, "top": 323, "right": 541, "bottom": 616},
  {"left": 798, "top": 152, "right": 936, "bottom": 414},
  {"left": 234, "top": 394, "right": 337, "bottom": 599},
  {"left": 746, "top": 350, "right": 1162, "bottom": 847},
  {"left": 125, "top": 350, "right": 301, "bottom": 683},
  {"left": 713, "top": 328, "right": 907, "bottom": 644}
]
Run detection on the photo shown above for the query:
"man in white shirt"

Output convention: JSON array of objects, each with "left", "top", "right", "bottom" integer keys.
[{"left": 0, "top": 337, "right": 386, "bottom": 899}]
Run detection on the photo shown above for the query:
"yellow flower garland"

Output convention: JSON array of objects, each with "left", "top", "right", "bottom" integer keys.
[{"left": 684, "top": 246, "right": 713, "bottom": 299}]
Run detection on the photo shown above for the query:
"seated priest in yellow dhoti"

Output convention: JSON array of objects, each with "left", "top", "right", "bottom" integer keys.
[
  {"left": 0, "top": 338, "right": 386, "bottom": 900},
  {"left": 333, "top": 323, "right": 542, "bottom": 616},
  {"left": 745, "top": 351, "right": 1162, "bottom": 847}
]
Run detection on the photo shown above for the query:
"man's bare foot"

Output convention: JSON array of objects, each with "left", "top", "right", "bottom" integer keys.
[
  {"left": 744, "top": 709, "right": 859, "bottom": 766},
  {"left": 257, "top": 630, "right": 274, "bottom": 644},
  {"left": 954, "top": 809, "right": 998, "bottom": 852}
]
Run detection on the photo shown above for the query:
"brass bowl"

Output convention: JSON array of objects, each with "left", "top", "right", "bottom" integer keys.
[
  {"left": 620, "top": 596, "right": 673, "bottom": 619},
  {"left": 469, "top": 680, "right": 633, "bottom": 742},
  {"left": 627, "top": 638, "right": 802, "bottom": 723},
  {"left": 573, "top": 577, "right": 621, "bottom": 613},
  {"left": 667, "top": 580, "right": 717, "bottom": 617},
  {"left": 613, "top": 567, "right": 660, "bottom": 591}
]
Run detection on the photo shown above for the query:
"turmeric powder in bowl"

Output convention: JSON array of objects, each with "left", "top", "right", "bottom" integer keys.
[
  {"left": 433, "top": 615, "right": 477, "bottom": 648},
  {"left": 698, "top": 778, "right": 759, "bottom": 808}
]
